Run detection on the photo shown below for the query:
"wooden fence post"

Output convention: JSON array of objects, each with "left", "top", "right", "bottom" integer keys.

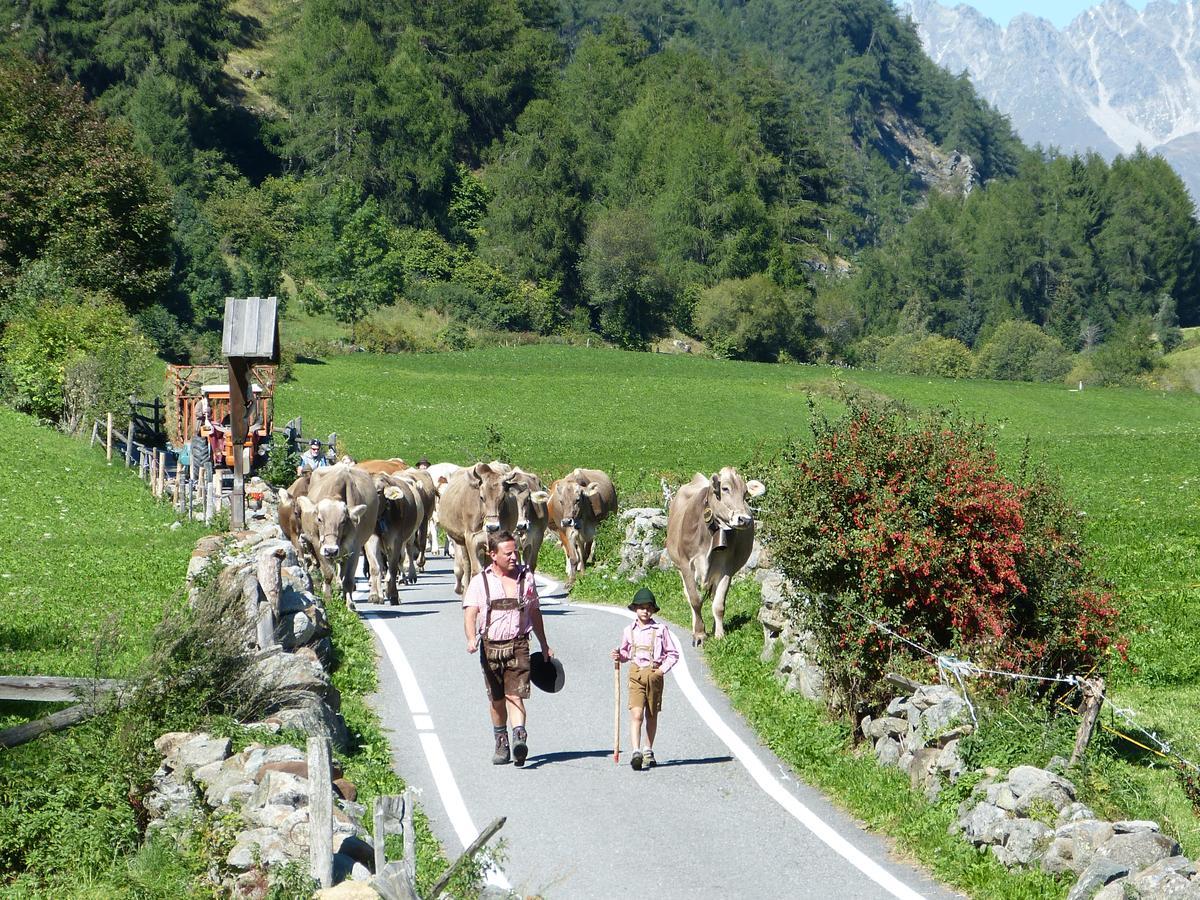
[
  {"left": 106, "top": 413, "right": 113, "bottom": 464},
  {"left": 307, "top": 736, "right": 334, "bottom": 889},
  {"left": 89, "top": 420, "right": 99, "bottom": 449},
  {"left": 124, "top": 422, "right": 135, "bottom": 466},
  {"left": 402, "top": 788, "right": 415, "bottom": 884},
  {"left": 173, "top": 462, "right": 181, "bottom": 510},
  {"left": 1070, "top": 677, "right": 1105, "bottom": 766}
]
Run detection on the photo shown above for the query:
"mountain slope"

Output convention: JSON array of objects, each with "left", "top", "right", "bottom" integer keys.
[{"left": 902, "top": 0, "right": 1200, "bottom": 205}]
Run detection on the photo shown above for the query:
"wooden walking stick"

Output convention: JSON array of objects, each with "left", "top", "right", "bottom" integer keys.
[{"left": 613, "top": 660, "right": 621, "bottom": 764}]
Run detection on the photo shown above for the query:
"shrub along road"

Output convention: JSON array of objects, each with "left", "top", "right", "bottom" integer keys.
[{"left": 356, "top": 558, "right": 960, "bottom": 899}]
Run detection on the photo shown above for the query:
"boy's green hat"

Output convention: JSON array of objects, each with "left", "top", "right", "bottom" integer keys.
[{"left": 628, "top": 587, "right": 659, "bottom": 612}]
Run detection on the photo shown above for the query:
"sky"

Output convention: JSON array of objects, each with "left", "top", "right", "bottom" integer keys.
[{"left": 960, "top": 0, "right": 1148, "bottom": 28}]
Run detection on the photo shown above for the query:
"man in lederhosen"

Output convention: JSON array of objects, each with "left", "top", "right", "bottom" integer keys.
[{"left": 463, "top": 530, "right": 553, "bottom": 766}]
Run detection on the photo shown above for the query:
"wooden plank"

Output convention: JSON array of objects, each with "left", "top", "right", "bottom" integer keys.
[
  {"left": 372, "top": 862, "right": 419, "bottom": 900},
  {"left": 0, "top": 701, "right": 107, "bottom": 748},
  {"left": 373, "top": 800, "right": 389, "bottom": 877},
  {"left": 229, "top": 358, "right": 249, "bottom": 531},
  {"left": 402, "top": 788, "right": 415, "bottom": 884},
  {"left": 1070, "top": 677, "right": 1105, "bottom": 766},
  {"left": 307, "top": 735, "right": 334, "bottom": 889},
  {"left": 427, "top": 817, "right": 506, "bottom": 899},
  {"left": 223, "top": 296, "right": 278, "bottom": 359},
  {"left": 0, "top": 676, "right": 125, "bottom": 702}
]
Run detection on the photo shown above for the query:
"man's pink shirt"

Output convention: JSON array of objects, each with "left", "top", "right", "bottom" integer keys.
[{"left": 463, "top": 565, "right": 539, "bottom": 641}]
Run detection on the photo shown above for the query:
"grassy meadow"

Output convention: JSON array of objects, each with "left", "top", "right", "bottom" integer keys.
[
  {"left": 0, "top": 406, "right": 206, "bottom": 688},
  {"left": 279, "top": 344, "right": 1200, "bottom": 876}
]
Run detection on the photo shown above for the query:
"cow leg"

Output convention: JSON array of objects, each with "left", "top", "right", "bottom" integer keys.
[
  {"left": 365, "top": 535, "right": 384, "bottom": 603},
  {"left": 711, "top": 573, "right": 733, "bottom": 640},
  {"left": 416, "top": 522, "right": 428, "bottom": 572},
  {"left": 341, "top": 549, "right": 361, "bottom": 609},
  {"left": 404, "top": 537, "right": 419, "bottom": 585},
  {"left": 452, "top": 543, "right": 467, "bottom": 595},
  {"left": 562, "top": 531, "right": 578, "bottom": 587},
  {"left": 678, "top": 563, "right": 707, "bottom": 646},
  {"left": 385, "top": 538, "right": 400, "bottom": 604}
]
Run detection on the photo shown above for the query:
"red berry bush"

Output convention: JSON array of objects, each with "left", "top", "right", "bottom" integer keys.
[{"left": 763, "top": 400, "right": 1122, "bottom": 716}]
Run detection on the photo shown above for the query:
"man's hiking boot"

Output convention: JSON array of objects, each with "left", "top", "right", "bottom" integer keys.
[
  {"left": 630, "top": 750, "right": 643, "bottom": 771},
  {"left": 512, "top": 727, "right": 528, "bottom": 767},
  {"left": 643, "top": 749, "right": 656, "bottom": 769},
  {"left": 492, "top": 731, "right": 510, "bottom": 765}
]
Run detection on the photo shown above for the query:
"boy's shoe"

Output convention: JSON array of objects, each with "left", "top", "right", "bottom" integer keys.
[
  {"left": 630, "top": 750, "right": 644, "bottom": 771},
  {"left": 492, "top": 732, "right": 510, "bottom": 765},
  {"left": 642, "top": 749, "right": 656, "bottom": 768},
  {"left": 512, "top": 727, "right": 528, "bottom": 767}
]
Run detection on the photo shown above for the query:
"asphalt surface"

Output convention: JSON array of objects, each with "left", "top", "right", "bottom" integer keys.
[{"left": 355, "top": 558, "right": 962, "bottom": 900}]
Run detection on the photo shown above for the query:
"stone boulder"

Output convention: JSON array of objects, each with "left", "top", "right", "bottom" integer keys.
[
  {"left": 1093, "top": 830, "right": 1181, "bottom": 873},
  {"left": 617, "top": 508, "right": 673, "bottom": 579}
]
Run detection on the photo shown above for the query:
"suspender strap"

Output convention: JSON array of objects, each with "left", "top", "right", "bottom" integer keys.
[{"left": 482, "top": 566, "right": 527, "bottom": 635}]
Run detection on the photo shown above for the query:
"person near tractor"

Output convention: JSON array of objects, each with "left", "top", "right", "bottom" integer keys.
[
  {"left": 611, "top": 588, "right": 680, "bottom": 770},
  {"left": 463, "top": 530, "right": 553, "bottom": 767},
  {"left": 298, "top": 439, "right": 327, "bottom": 475}
]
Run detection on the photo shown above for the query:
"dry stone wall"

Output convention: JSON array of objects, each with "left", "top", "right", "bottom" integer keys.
[{"left": 144, "top": 490, "right": 381, "bottom": 895}]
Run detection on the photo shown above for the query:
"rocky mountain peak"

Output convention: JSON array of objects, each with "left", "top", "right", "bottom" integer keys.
[{"left": 901, "top": 0, "right": 1200, "bottom": 207}]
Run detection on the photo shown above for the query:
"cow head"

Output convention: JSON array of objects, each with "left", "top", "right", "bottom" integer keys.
[
  {"left": 706, "top": 467, "right": 766, "bottom": 531},
  {"left": 553, "top": 474, "right": 602, "bottom": 529},
  {"left": 298, "top": 495, "right": 370, "bottom": 559},
  {"left": 467, "top": 462, "right": 511, "bottom": 533},
  {"left": 505, "top": 469, "right": 548, "bottom": 536}
]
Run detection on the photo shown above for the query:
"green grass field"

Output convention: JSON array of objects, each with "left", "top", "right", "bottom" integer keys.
[
  {"left": 0, "top": 406, "right": 207, "bottom": 688},
  {"left": 279, "top": 345, "right": 1200, "bottom": 876}
]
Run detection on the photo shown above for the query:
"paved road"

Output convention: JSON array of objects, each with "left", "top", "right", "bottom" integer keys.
[{"left": 355, "top": 559, "right": 961, "bottom": 900}]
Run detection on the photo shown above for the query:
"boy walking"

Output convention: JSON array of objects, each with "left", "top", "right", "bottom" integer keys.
[{"left": 611, "top": 588, "right": 681, "bottom": 770}]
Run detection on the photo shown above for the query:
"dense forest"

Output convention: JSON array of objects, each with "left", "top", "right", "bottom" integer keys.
[{"left": 1, "top": 0, "right": 1197, "bottom": 425}]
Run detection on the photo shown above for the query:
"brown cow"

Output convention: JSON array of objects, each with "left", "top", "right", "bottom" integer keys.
[
  {"left": 365, "top": 473, "right": 423, "bottom": 603},
  {"left": 437, "top": 463, "right": 518, "bottom": 594},
  {"left": 666, "top": 467, "right": 766, "bottom": 645},
  {"left": 548, "top": 468, "right": 617, "bottom": 587},
  {"left": 297, "top": 463, "right": 380, "bottom": 609},
  {"left": 425, "top": 462, "right": 463, "bottom": 556},
  {"left": 395, "top": 468, "right": 437, "bottom": 573},
  {"left": 278, "top": 473, "right": 311, "bottom": 558},
  {"left": 356, "top": 458, "right": 409, "bottom": 475},
  {"left": 506, "top": 468, "right": 551, "bottom": 573}
]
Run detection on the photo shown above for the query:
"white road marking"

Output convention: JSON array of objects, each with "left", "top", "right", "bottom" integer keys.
[
  {"left": 367, "top": 614, "right": 512, "bottom": 892},
  {"left": 580, "top": 603, "right": 926, "bottom": 900}
]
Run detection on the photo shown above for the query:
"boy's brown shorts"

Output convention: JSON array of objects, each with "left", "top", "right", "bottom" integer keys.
[
  {"left": 628, "top": 663, "right": 664, "bottom": 715},
  {"left": 480, "top": 636, "right": 531, "bottom": 701}
]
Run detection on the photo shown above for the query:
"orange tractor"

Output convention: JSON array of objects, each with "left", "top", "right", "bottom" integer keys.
[{"left": 166, "top": 364, "right": 277, "bottom": 471}]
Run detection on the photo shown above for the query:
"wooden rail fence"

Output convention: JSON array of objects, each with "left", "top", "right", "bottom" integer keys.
[{"left": 90, "top": 415, "right": 231, "bottom": 524}]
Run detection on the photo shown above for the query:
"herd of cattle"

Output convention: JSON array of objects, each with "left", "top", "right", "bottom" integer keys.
[{"left": 276, "top": 459, "right": 765, "bottom": 645}]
